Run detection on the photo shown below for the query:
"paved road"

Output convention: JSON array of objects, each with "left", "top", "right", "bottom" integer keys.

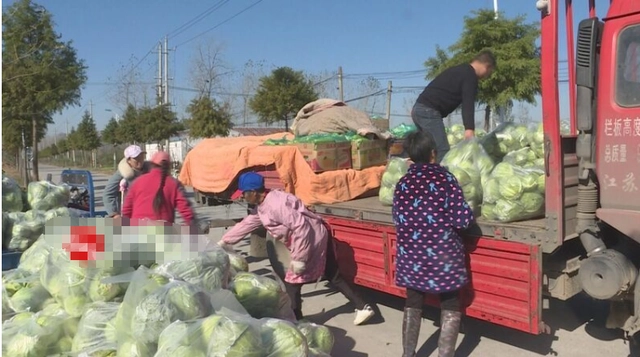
[{"left": 38, "top": 164, "right": 636, "bottom": 357}]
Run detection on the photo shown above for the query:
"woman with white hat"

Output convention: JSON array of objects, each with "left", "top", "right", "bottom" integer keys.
[{"left": 103, "top": 145, "right": 148, "bottom": 218}]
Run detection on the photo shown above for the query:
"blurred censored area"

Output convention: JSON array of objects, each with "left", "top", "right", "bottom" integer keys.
[{"left": 43, "top": 217, "right": 213, "bottom": 269}]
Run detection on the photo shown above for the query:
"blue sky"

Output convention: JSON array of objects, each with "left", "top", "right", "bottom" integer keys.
[{"left": 4, "top": 0, "right": 612, "bottom": 136}]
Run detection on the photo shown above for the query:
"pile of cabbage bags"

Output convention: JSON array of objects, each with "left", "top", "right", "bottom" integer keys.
[
  {"left": 2, "top": 180, "right": 73, "bottom": 252},
  {"left": 440, "top": 138, "right": 496, "bottom": 215},
  {"left": 379, "top": 157, "right": 411, "bottom": 206},
  {"left": 445, "top": 124, "right": 487, "bottom": 147},
  {"left": 476, "top": 122, "right": 548, "bottom": 222},
  {"left": 2, "top": 221, "right": 336, "bottom": 357},
  {"left": 481, "top": 162, "right": 545, "bottom": 222}
]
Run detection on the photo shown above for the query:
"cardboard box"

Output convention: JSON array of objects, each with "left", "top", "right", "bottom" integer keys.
[
  {"left": 351, "top": 140, "right": 388, "bottom": 170},
  {"left": 294, "top": 142, "right": 352, "bottom": 173},
  {"left": 388, "top": 139, "right": 406, "bottom": 158}
]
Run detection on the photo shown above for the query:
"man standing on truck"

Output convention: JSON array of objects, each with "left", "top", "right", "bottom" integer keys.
[
  {"left": 412, "top": 50, "right": 496, "bottom": 162},
  {"left": 217, "top": 172, "right": 376, "bottom": 326}
]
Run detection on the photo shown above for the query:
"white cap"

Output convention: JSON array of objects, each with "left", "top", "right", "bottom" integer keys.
[{"left": 124, "top": 145, "right": 145, "bottom": 159}]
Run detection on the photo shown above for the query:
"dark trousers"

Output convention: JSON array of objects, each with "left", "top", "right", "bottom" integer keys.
[
  {"left": 405, "top": 288, "right": 461, "bottom": 312},
  {"left": 411, "top": 103, "right": 450, "bottom": 163},
  {"left": 283, "top": 235, "right": 367, "bottom": 320}
]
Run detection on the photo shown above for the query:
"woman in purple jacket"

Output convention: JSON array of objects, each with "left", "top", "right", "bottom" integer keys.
[{"left": 392, "top": 131, "right": 474, "bottom": 357}]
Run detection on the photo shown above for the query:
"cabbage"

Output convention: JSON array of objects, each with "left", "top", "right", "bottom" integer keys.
[
  {"left": 27, "top": 181, "right": 70, "bottom": 212},
  {"left": 3, "top": 175, "right": 24, "bottom": 212},
  {"left": 153, "top": 248, "right": 230, "bottom": 292},
  {"left": 230, "top": 272, "right": 290, "bottom": 320},
  {"left": 297, "top": 322, "right": 334, "bottom": 354},
  {"left": 18, "top": 237, "right": 53, "bottom": 275},
  {"left": 441, "top": 138, "right": 494, "bottom": 214},
  {"left": 71, "top": 302, "right": 120, "bottom": 356},
  {"left": 261, "top": 318, "right": 308, "bottom": 357},
  {"left": 2, "top": 305, "right": 76, "bottom": 356},
  {"left": 228, "top": 253, "right": 249, "bottom": 273},
  {"left": 205, "top": 314, "right": 263, "bottom": 357},
  {"left": 481, "top": 162, "right": 545, "bottom": 222},
  {"left": 379, "top": 158, "right": 410, "bottom": 206},
  {"left": 8, "top": 211, "right": 46, "bottom": 251}
]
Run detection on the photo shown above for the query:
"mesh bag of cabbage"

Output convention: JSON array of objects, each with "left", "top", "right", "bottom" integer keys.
[
  {"left": 113, "top": 266, "right": 215, "bottom": 356},
  {"left": 70, "top": 301, "right": 120, "bottom": 356},
  {"left": 39, "top": 248, "right": 132, "bottom": 318},
  {"left": 479, "top": 122, "right": 532, "bottom": 162},
  {"left": 379, "top": 157, "right": 411, "bottom": 206},
  {"left": 27, "top": 181, "right": 70, "bottom": 212},
  {"left": 2, "top": 303, "right": 78, "bottom": 356},
  {"left": 481, "top": 161, "right": 545, "bottom": 223},
  {"left": 229, "top": 271, "right": 296, "bottom": 321},
  {"left": 2, "top": 175, "right": 24, "bottom": 213},
  {"left": 441, "top": 138, "right": 496, "bottom": 215},
  {"left": 153, "top": 247, "right": 231, "bottom": 292}
]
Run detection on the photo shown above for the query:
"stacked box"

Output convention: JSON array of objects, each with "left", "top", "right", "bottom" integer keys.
[
  {"left": 351, "top": 140, "right": 388, "bottom": 170},
  {"left": 294, "top": 142, "right": 353, "bottom": 173}
]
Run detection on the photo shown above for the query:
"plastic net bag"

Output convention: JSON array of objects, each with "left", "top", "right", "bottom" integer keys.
[
  {"left": 27, "top": 181, "right": 70, "bottom": 212},
  {"left": 480, "top": 122, "right": 531, "bottom": 161},
  {"left": 441, "top": 138, "right": 496, "bottom": 214},
  {"left": 297, "top": 321, "right": 335, "bottom": 355},
  {"left": 261, "top": 318, "right": 309, "bottom": 357},
  {"left": 3, "top": 175, "right": 24, "bottom": 213},
  {"left": 6, "top": 210, "right": 46, "bottom": 251},
  {"left": 481, "top": 162, "right": 545, "bottom": 222},
  {"left": 229, "top": 272, "right": 295, "bottom": 321},
  {"left": 204, "top": 313, "right": 265, "bottom": 357},
  {"left": 2, "top": 303, "right": 77, "bottom": 356},
  {"left": 228, "top": 252, "right": 249, "bottom": 275},
  {"left": 114, "top": 266, "right": 215, "bottom": 355},
  {"left": 6, "top": 275, "right": 53, "bottom": 314},
  {"left": 379, "top": 157, "right": 411, "bottom": 206},
  {"left": 18, "top": 236, "right": 53, "bottom": 275},
  {"left": 502, "top": 147, "right": 544, "bottom": 169},
  {"left": 40, "top": 248, "right": 132, "bottom": 318},
  {"left": 71, "top": 301, "right": 120, "bottom": 356},
  {"left": 390, "top": 123, "right": 417, "bottom": 139},
  {"left": 153, "top": 246, "right": 231, "bottom": 292}
]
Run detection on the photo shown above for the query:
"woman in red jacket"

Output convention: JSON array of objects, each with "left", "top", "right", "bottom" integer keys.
[{"left": 122, "top": 151, "right": 194, "bottom": 226}]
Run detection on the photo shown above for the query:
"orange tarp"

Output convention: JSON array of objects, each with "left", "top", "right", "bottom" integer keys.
[{"left": 178, "top": 133, "right": 385, "bottom": 205}]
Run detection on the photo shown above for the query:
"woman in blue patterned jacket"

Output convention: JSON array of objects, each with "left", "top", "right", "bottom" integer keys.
[{"left": 392, "top": 130, "right": 475, "bottom": 357}]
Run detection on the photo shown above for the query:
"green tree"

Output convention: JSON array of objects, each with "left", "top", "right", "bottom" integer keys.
[
  {"left": 76, "top": 111, "right": 101, "bottom": 151},
  {"left": 67, "top": 126, "right": 80, "bottom": 163},
  {"left": 138, "top": 104, "right": 181, "bottom": 144},
  {"left": 116, "top": 104, "right": 141, "bottom": 144},
  {"left": 57, "top": 138, "right": 67, "bottom": 155},
  {"left": 424, "top": 9, "right": 540, "bottom": 131},
  {"left": 249, "top": 67, "right": 318, "bottom": 131},
  {"left": 101, "top": 117, "right": 122, "bottom": 146},
  {"left": 2, "top": 0, "right": 87, "bottom": 180},
  {"left": 186, "top": 96, "right": 232, "bottom": 138}
]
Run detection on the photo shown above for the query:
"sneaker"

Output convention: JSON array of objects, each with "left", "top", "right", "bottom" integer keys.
[{"left": 353, "top": 304, "right": 375, "bottom": 325}]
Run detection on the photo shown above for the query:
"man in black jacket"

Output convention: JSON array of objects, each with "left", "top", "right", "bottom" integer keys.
[{"left": 412, "top": 50, "right": 496, "bottom": 162}]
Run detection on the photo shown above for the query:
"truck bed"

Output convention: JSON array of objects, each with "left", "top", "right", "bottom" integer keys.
[{"left": 313, "top": 196, "right": 549, "bottom": 243}]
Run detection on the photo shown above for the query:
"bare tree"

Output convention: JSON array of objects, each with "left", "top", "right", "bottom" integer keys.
[
  {"left": 108, "top": 55, "right": 154, "bottom": 112},
  {"left": 189, "top": 39, "right": 231, "bottom": 99},
  {"left": 310, "top": 69, "right": 339, "bottom": 99}
]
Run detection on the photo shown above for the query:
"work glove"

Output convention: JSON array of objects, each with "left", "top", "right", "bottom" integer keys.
[
  {"left": 290, "top": 260, "right": 306, "bottom": 275},
  {"left": 217, "top": 240, "right": 234, "bottom": 253}
]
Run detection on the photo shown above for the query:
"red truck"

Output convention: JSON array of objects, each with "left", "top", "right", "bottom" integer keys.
[
  {"left": 314, "top": 0, "right": 640, "bottom": 343},
  {"left": 194, "top": 0, "right": 640, "bottom": 346}
]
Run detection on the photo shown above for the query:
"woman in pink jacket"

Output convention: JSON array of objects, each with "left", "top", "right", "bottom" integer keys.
[{"left": 218, "top": 172, "right": 375, "bottom": 325}]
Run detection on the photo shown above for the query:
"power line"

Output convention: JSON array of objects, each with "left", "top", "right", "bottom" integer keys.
[
  {"left": 175, "top": 0, "right": 265, "bottom": 49},
  {"left": 344, "top": 89, "right": 387, "bottom": 103},
  {"left": 168, "top": 0, "right": 230, "bottom": 39}
]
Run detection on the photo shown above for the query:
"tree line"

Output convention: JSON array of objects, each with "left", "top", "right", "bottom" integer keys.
[{"left": 3, "top": 0, "right": 540, "bottom": 181}]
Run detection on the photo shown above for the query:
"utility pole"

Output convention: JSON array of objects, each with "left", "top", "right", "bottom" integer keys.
[
  {"left": 386, "top": 81, "right": 392, "bottom": 122},
  {"left": 338, "top": 66, "right": 344, "bottom": 102},
  {"left": 493, "top": 0, "right": 499, "bottom": 19},
  {"left": 163, "top": 36, "right": 171, "bottom": 152},
  {"left": 163, "top": 36, "right": 170, "bottom": 106},
  {"left": 89, "top": 100, "right": 94, "bottom": 118},
  {"left": 157, "top": 41, "right": 163, "bottom": 105}
]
